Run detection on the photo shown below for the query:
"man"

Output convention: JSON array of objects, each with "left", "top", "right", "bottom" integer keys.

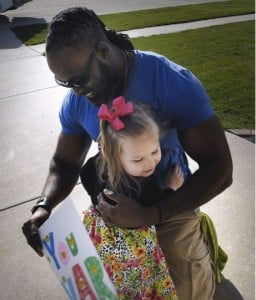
[{"left": 22, "top": 7, "right": 234, "bottom": 300}]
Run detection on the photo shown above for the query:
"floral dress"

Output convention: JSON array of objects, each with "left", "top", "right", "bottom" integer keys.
[
  {"left": 83, "top": 207, "right": 178, "bottom": 300},
  {"left": 81, "top": 153, "right": 178, "bottom": 299}
]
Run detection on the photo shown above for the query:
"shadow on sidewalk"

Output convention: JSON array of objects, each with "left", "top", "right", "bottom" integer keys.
[
  {"left": 214, "top": 276, "right": 244, "bottom": 300},
  {"left": 0, "top": 16, "right": 46, "bottom": 49}
]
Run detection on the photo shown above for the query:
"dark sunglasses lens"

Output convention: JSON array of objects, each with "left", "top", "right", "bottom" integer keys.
[
  {"left": 55, "top": 76, "right": 67, "bottom": 87},
  {"left": 55, "top": 76, "right": 82, "bottom": 88},
  {"left": 54, "top": 76, "right": 71, "bottom": 87}
]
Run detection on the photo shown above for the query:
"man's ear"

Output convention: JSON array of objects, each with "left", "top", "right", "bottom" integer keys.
[{"left": 95, "top": 41, "right": 110, "bottom": 61}]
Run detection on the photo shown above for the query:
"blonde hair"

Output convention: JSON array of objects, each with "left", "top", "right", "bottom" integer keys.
[{"left": 98, "top": 102, "right": 159, "bottom": 194}]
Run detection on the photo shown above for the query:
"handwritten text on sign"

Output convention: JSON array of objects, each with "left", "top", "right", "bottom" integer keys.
[{"left": 39, "top": 197, "right": 117, "bottom": 300}]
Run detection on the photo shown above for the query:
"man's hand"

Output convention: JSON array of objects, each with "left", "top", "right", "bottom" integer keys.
[
  {"left": 22, "top": 208, "right": 50, "bottom": 256},
  {"left": 96, "top": 189, "right": 159, "bottom": 228}
]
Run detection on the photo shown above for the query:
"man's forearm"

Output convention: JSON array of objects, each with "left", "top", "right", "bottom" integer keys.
[
  {"left": 160, "top": 160, "right": 233, "bottom": 220},
  {"left": 41, "top": 157, "right": 82, "bottom": 209}
]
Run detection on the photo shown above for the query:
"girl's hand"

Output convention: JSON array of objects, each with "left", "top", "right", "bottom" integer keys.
[{"left": 165, "top": 165, "right": 184, "bottom": 191}]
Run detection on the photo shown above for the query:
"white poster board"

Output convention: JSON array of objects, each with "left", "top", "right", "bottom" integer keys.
[{"left": 39, "top": 197, "right": 117, "bottom": 300}]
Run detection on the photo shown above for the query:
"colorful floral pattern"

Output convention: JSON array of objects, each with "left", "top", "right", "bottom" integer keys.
[{"left": 83, "top": 207, "right": 178, "bottom": 300}]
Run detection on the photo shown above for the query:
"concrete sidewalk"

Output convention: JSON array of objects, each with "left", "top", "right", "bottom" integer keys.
[
  {"left": 123, "top": 14, "right": 255, "bottom": 37},
  {"left": 0, "top": 2, "right": 255, "bottom": 299}
]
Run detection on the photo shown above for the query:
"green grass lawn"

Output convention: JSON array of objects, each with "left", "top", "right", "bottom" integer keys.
[
  {"left": 101, "top": 0, "right": 254, "bottom": 31},
  {"left": 132, "top": 21, "right": 255, "bottom": 129}
]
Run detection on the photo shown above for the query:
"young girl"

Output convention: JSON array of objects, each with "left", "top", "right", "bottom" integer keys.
[{"left": 81, "top": 96, "right": 183, "bottom": 299}]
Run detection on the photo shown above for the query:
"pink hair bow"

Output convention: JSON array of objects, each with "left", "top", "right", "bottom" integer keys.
[{"left": 98, "top": 96, "right": 133, "bottom": 130}]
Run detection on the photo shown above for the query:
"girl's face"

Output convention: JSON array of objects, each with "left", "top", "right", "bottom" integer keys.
[{"left": 119, "top": 126, "right": 161, "bottom": 177}]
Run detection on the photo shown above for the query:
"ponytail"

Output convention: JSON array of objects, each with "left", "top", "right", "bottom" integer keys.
[{"left": 105, "top": 29, "right": 134, "bottom": 50}]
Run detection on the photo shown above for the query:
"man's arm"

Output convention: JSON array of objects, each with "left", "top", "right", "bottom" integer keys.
[
  {"left": 41, "top": 132, "right": 92, "bottom": 208},
  {"left": 22, "top": 132, "right": 92, "bottom": 255},
  {"left": 96, "top": 115, "right": 233, "bottom": 227}
]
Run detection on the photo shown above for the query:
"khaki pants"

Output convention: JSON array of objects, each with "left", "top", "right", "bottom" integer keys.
[{"left": 156, "top": 210, "right": 215, "bottom": 300}]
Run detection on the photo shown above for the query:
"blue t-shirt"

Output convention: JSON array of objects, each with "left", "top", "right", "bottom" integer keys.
[{"left": 59, "top": 50, "right": 214, "bottom": 181}]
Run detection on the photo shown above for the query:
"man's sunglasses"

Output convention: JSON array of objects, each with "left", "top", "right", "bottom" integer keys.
[{"left": 55, "top": 74, "right": 87, "bottom": 88}]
